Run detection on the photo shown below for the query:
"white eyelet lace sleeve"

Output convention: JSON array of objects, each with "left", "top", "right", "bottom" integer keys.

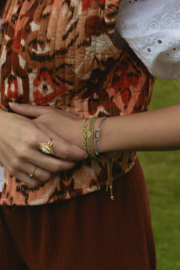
[{"left": 115, "top": 0, "right": 180, "bottom": 80}]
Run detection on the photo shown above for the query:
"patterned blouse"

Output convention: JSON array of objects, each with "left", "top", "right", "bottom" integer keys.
[{"left": 0, "top": 0, "right": 178, "bottom": 205}]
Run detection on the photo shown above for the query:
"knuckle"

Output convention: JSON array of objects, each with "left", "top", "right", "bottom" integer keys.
[
  {"left": 60, "top": 146, "right": 70, "bottom": 159},
  {"left": 23, "top": 104, "right": 31, "bottom": 112},
  {"left": 28, "top": 133, "right": 40, "bottom": 146},
  {"left": 58, "top": 137, "right": 68, "bottom": 145},
  {"left": 16, "top": 145, "right": 27, "bottom": 160},
  {"left": 8, "top": 166, "right": 16, "bottom": 176},
  {"left": 12, "top": 158, "right": 22, "bottom": 170}
]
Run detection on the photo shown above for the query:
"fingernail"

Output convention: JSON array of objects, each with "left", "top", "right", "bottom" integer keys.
[
  {"left": 9, "top": 102, "right": 19, "bottom": 107},
  {"left": 84, "top": 153, "right": 88, "bottom": 159}
]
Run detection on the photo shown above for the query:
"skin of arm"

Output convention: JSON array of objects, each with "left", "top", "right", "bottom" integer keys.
[
  {"left": 9, "top": 102, "right": 180, "bottom": 155},
  {"left": 97, "top": 103, "right": 180, "bottom": 153}
]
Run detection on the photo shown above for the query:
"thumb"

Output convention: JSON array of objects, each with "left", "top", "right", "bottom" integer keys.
[{"left": 9, "top": 102, "right": 47, "bottom": 118}]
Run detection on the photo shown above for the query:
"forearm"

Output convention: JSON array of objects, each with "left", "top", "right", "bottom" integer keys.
[
  {"left": 10, "top": 102, "right": 180, "bottom": 154},
  {"left": 97, "top": 103, "right": 180, "bottom": 153}
]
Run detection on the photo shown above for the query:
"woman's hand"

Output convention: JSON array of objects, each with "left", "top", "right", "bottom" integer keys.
[
  {"left": 9, "top": 103, "right": 91, "bottom": 150},
  {"left": 0, "top": 109, "right": 87, "bottom": 187}
]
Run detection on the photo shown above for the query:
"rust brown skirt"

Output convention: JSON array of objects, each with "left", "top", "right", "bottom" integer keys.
[{"left": 0, "top": 158, "right": 156, "bottom": 270}]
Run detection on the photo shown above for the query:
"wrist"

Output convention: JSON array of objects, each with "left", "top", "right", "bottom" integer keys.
[
  {"left": 87, "top": 117, "right": 106, "bottom": 156},
  {"left": 86, "top": 117, "right": 102, "bottom": 137},
  {"left": 85, "top": 117, "right": 102, "bottom": 156},
  {"left": 96, "top": 117, "right": 111, "bottom": 154}
]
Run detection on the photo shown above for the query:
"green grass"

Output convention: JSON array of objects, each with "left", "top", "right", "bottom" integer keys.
[{"left": 137, "top": 78, "right": 180, "bottom": 270}]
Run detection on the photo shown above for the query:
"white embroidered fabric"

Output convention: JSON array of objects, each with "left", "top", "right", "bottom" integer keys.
[{"left": 115, "top": 0, "right": 180, "bottom": 80}]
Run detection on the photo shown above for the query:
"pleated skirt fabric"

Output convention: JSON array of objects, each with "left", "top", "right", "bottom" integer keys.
[{"left": 0, "top": 158, "right": 156, "bottom": 270}]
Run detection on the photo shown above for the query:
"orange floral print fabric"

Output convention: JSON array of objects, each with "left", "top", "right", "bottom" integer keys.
[{"left": 0, "top": 0, "right": 153, "bottom": 205}]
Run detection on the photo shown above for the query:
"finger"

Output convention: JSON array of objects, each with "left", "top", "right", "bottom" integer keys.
[
  {"left": 27, "top": 127, "right": 88, "bottom": 161},
  {"left": 15, "top": 139, "right": 78, "bottom": 173},
  {"left": 19, "top": 159, "right": 76, "bottom": 180},
  {"left": 9, "top": 101, "right": 80, "bottom": 120},
  {"left": 14, "top": 171, "right": 43, "bottom": 188},
  {"left": 57, "top": 110, "right": 80, "bottom": 120},
  {"left": 35, "top": 123, "right": 87, "bottom": 160},
  {"left": 17, "top": 162, "right": 55, "bottom": 182},
  {"left": 29, "top": 151, "right": 77, "bottom": 173},
  {"left": 9, "top": 102, "right": 49, "bottom": 118},
  {"left": 18, "top": 123, "right": 87, "bottom": 162},
  {"left": 13, "top": 129, "right": 82, "bottom": 172},
  {"left": 43, "top": 137, "right": 87, "bottom": 161}
]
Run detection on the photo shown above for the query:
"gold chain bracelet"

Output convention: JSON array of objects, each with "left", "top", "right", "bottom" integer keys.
[{"left": 81, "top": 119, "right": 87, "bottom": 151}]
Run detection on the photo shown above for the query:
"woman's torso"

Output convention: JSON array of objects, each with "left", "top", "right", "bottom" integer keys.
[{"left": 0, "top": 0, "right": 153, "bottom": 205}]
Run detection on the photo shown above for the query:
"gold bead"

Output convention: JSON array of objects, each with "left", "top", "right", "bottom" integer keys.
[
  {"left": 81, "top": 119, "right": 87, "bottom": 151},
  {"left": 81, "top": 122, "right": 86, "bottom": 128}
]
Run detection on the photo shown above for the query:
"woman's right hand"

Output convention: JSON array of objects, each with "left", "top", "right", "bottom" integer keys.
[{"left": 0, "top": 110, "right": 87, "bottom": 187}]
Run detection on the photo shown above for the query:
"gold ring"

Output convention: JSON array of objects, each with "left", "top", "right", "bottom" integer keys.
[
  {"left": 29, "top": 166, "right": 37, "bottom": 178},
  {"left": 39, "top": 138, "right": 54, "bottom": 155}
]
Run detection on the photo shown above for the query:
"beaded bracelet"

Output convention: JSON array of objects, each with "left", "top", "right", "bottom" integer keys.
[
  {"left": 94, "top": 116, "right": 106, "bottom": 157},
  {"left": 81, "top": 119, "right": 87, "bottom": 151}
]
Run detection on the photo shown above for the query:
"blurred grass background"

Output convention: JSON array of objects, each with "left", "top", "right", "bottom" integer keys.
[{"left": 137, "top": 78, "right": 180, "bottom": 270}]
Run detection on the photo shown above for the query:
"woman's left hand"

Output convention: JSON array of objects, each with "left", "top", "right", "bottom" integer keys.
[{"left": 9, "top": 103, "right": 86, "bottom": 151}]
